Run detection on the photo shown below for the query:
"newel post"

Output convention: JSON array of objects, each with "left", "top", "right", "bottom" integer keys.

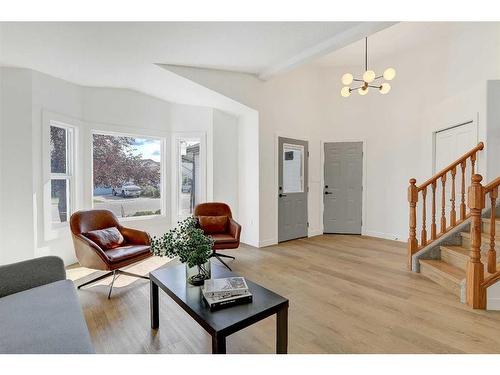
[
  {"left": 408, "top": 178, "right": 418, "bottom": 270},
  {"left": 466, "top": 174, "right": 486, "bottom": 309}
]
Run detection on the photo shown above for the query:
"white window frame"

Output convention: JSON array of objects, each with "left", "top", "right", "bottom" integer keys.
[
  {"left": 43, "top": 113, "right": 79, "bottom": 240},
  {"left": 90, "top": 129, "right": 167, "bottom": 221},
  {"left": 171, "top": 132, "right": 207, "bottom": 223}
]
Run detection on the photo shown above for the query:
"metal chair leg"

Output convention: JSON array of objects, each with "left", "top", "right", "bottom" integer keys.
[
  {"left": 213, "top": 255, "right": 232, "bottom": 271},
  {"left": 118, "top": 270, "right": 149, "bottom": 280},
  {"left": 77, "top": 271, "right": 114, "bottom": 289},
  {"left": 216, "top": 253, "right": 235, "bottom": 260},
  {"left": 108, "top": 270, "right": 118, "bottom": 299}
]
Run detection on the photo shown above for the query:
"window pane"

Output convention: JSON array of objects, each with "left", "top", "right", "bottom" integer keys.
[
  {"left": 51, "top": 179, "right": 69, "bottom": 224},
  {"left": 178, "top": 140, "right": 201, "bottom": 218},
  {"left": 282, "top": 144, "right": 304, "bottom": 193},
  {"left": 92, "top": 134, "right": 162, "bottom": 218},
  {"left": 50, "top": 126, "right": 67, "bottom": 174}
]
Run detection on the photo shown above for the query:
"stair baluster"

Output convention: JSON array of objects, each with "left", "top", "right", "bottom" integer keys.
[
  {"left": 450, "top": 167, "right": 457, "bottom": 226},
  {"left": 441, "top": 174, "right": 447, "bottom": 234},
  {"left": 421, "top": 187, "right": 427, "bottom": 247},
  {"left": 487, "top": 186, "right": 498, "bottom": 274},
  {"left": 431, "top": 182, "right": 437, "bottom": 240},
  {"left": 460, "top": 161, "right": 467, "bottom": 220}
]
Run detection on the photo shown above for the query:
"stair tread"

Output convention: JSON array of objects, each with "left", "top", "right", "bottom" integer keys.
[
  {"left": 440, "top": 245, "right": 490, "bottom": 256},
  {"left": 460, "top": 231, "right": 500, "bottom": 240},
  {"left": 419, "top": 259, "right": 465, "bottom": 283}
]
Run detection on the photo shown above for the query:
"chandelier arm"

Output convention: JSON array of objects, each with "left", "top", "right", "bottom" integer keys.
[
  {"left": 368, "top": 85, "right": 382, "bottom": 89},
  {"left": 365, "top": 37, "right": 368, "bottom": 71},
  {"left": 353, "top": 78, "right": 364, "bottom": 82},
  {"left": 349, "top": 86, "right": 365, "bottom": 91}
]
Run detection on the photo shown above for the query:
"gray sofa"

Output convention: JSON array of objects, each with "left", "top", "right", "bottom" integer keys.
[{"left": 0, "top": 256, "right": 94, "bottom": 354}]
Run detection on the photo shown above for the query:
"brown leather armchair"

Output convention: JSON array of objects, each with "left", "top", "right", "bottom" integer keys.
[
  {"left": 70, "top": 209, "right": 152, "bottom": 298},
  {"left": 194, "top": 202, "right": 241, "bottom": 270}
]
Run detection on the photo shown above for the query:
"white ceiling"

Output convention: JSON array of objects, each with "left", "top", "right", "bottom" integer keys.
[
  {"left": 314, "top": 22, "right": 467, "bottom": 68},
  {"left": 0, "top": 22, "right": 393, "bottom": 111}
]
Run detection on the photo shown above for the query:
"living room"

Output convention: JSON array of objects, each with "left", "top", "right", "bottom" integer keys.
[{"left": 2, "top": 1, "right": 500, "bottom": 373}]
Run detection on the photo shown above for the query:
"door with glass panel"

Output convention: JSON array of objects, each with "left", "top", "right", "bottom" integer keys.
[
  {"left": 278, "top": 137, "right": 308, "bottom": 242},
  {"left": 177, "top": 138, "right": 202, "bottom": 219}
]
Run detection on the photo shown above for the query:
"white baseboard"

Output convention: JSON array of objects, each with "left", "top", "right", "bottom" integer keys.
[
  {"left": 308, "top": 229, "right": 323, "bottom": 237},
  {"left": 258, "top": 238, "right": 278, "bottom": 248},
  {"left": 363, "top": 230, "right": 405, "bottom": 242}
]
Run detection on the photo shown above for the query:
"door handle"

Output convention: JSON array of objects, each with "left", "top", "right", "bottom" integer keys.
[
  {"left": 324, "top": 192, "right": 332, "bottom": 195},
  {"left": 279, "top": 193, "right": 287, "bottom": 198}
]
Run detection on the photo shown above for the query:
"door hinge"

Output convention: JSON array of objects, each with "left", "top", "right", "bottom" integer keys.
[
  {"left": 307, "top": 222, "right": 310, "bottom": 227},
  {"left": 307, "top": 151, "right": 310, "bottom": 157}
]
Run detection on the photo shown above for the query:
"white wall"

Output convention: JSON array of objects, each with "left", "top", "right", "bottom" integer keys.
[
  {"left": 213, "top": 109, "right": 239, "bottom": 217},
  {"left": 0, "top": 67, "right": 240, "bottom": 265},
  {"left": 164, "top": 22, "right": 500, "bottom": 247},
  {"left": 0, "top": 69, "right": 35, "bottom": 264}
]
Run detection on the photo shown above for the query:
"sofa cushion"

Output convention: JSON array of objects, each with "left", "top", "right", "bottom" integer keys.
[
  {"left": 83, "top": 226, "right": 124, "bottom": 250},
  {"left": 0, "top": 280, "right": 94, "bottom": 354},
  {"left": 104, "top": 244, "right": 151, "bottom": 263},
  {"left": 198, "top": 215, "right": 228, "bottom": 234}
]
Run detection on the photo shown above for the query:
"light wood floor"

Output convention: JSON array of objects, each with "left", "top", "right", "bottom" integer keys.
[{"left": 70, "top": 235, "right": 500, "bottom": 354}]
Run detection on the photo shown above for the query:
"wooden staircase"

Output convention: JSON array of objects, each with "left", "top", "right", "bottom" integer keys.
[
  {"left": 419, "top": 217, "right": 500, "bottom": 299},
  {"left": 408, "top": 142, "right": 500, "bottom": 309}
]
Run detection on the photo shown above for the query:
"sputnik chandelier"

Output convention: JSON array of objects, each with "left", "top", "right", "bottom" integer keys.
[{"left": 340, "top": 37, "right": 396, "bottom": 97}]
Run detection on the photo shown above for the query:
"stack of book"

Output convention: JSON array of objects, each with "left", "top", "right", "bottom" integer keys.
[{"left": 201, "top": 277, "right": 253, "bottom": 311}]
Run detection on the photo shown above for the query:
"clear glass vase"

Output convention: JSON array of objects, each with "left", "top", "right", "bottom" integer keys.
[{"left": 186, "top": 260, "right": 211, "bottom": 286}]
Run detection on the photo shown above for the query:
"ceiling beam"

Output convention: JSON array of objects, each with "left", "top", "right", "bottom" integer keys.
[{"left": 257, "top": 22, "right": 397, "bottom": 81}]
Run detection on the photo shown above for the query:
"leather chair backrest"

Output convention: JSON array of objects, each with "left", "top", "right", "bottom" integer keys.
[
  {"left": 194, "top": 202, "right": 232, "bottom": 218},
  {"left": 70, "top": 209, "right": 120, "bottom": 235}
]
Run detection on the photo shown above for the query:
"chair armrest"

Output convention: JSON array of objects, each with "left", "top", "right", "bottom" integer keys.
[
  {"left": 0, "top": 256, "right": 66, "bottom": 298},
  {"left": 119, "top": 226, "right": 151, "bottom": 246},
  {"left": 228, "top": 218, "right": 242, "bottom": 241}
]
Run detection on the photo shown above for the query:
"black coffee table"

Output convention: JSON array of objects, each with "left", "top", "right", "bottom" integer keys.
[{"left": 149, "top": 263, "right": 289, "bottom": 354}]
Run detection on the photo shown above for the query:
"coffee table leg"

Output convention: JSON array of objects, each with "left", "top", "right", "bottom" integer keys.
[
  {"left": 150, "top": 280, "right": 159, "bottom": 329},
  {"left": 212, "top": 333, "right": 227, "bottom": 354},
  {"left": 276, "top": 305, "right": 288, "bottom": 354}
]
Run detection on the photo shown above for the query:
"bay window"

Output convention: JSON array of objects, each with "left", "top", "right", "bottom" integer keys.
[{"left": 91, "top": 132, "right": 165, "bottom": 219}]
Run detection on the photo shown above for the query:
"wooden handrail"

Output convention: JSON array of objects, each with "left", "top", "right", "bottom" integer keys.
[
  {"left": 484, "top": 176, "right": 500, "bottom": 193},
  {"left": 482, "top": 270, "right": 500, "bottom": 289},
  {"left": 417, "top": 142, "right": 484, "bottom": 191},
  {"left": 407, "top": 142, "right": 485, "bottom": 270}
]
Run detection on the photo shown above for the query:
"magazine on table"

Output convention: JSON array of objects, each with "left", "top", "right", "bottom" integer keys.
[
  {"left": 202, "top": 277, "right": 249, "bottom": 298},
  {"left": 202, "top": 290, "right": 253, "bottom": 311}
]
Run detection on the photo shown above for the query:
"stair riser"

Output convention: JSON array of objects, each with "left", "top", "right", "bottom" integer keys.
[
  {"left": 461, "top": 235, "right": 500, "bottom": 252},
  {"left": 441, "top": 250, "right": 468, "bottom": 271},
  {"left": 419, "top": 263, "right": 462, "bottom": 297},
  {"left": 482, "top": 221, "right": 500, "bottom": 235}
]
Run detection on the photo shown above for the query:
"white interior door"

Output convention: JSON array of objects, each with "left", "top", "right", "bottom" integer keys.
[
  {"left": 433, "top": 122, "right": 477, "bottom": 223},
  {"left": 434, "top": 122, "right": 477, "bottom": 172}
]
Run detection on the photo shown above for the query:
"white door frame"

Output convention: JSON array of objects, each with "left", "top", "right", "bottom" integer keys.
[
  {"left": 320, "top": 139, "right": 367, "bottom": 236},
  {"left": 273, "top": 132, "right": 310, "bottom": 246}
]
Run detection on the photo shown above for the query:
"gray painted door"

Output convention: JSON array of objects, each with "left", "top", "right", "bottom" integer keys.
[
  {"left": 278, "top": 137, "right": 308, "bottom": 242},
  {"left": 323, "top": 142, "right": 363, "bottom": 234}
]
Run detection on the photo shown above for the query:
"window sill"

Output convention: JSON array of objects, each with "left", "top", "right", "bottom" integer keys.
[{"left": 118, "top": 214, "right": 167, "bottom": 223}]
